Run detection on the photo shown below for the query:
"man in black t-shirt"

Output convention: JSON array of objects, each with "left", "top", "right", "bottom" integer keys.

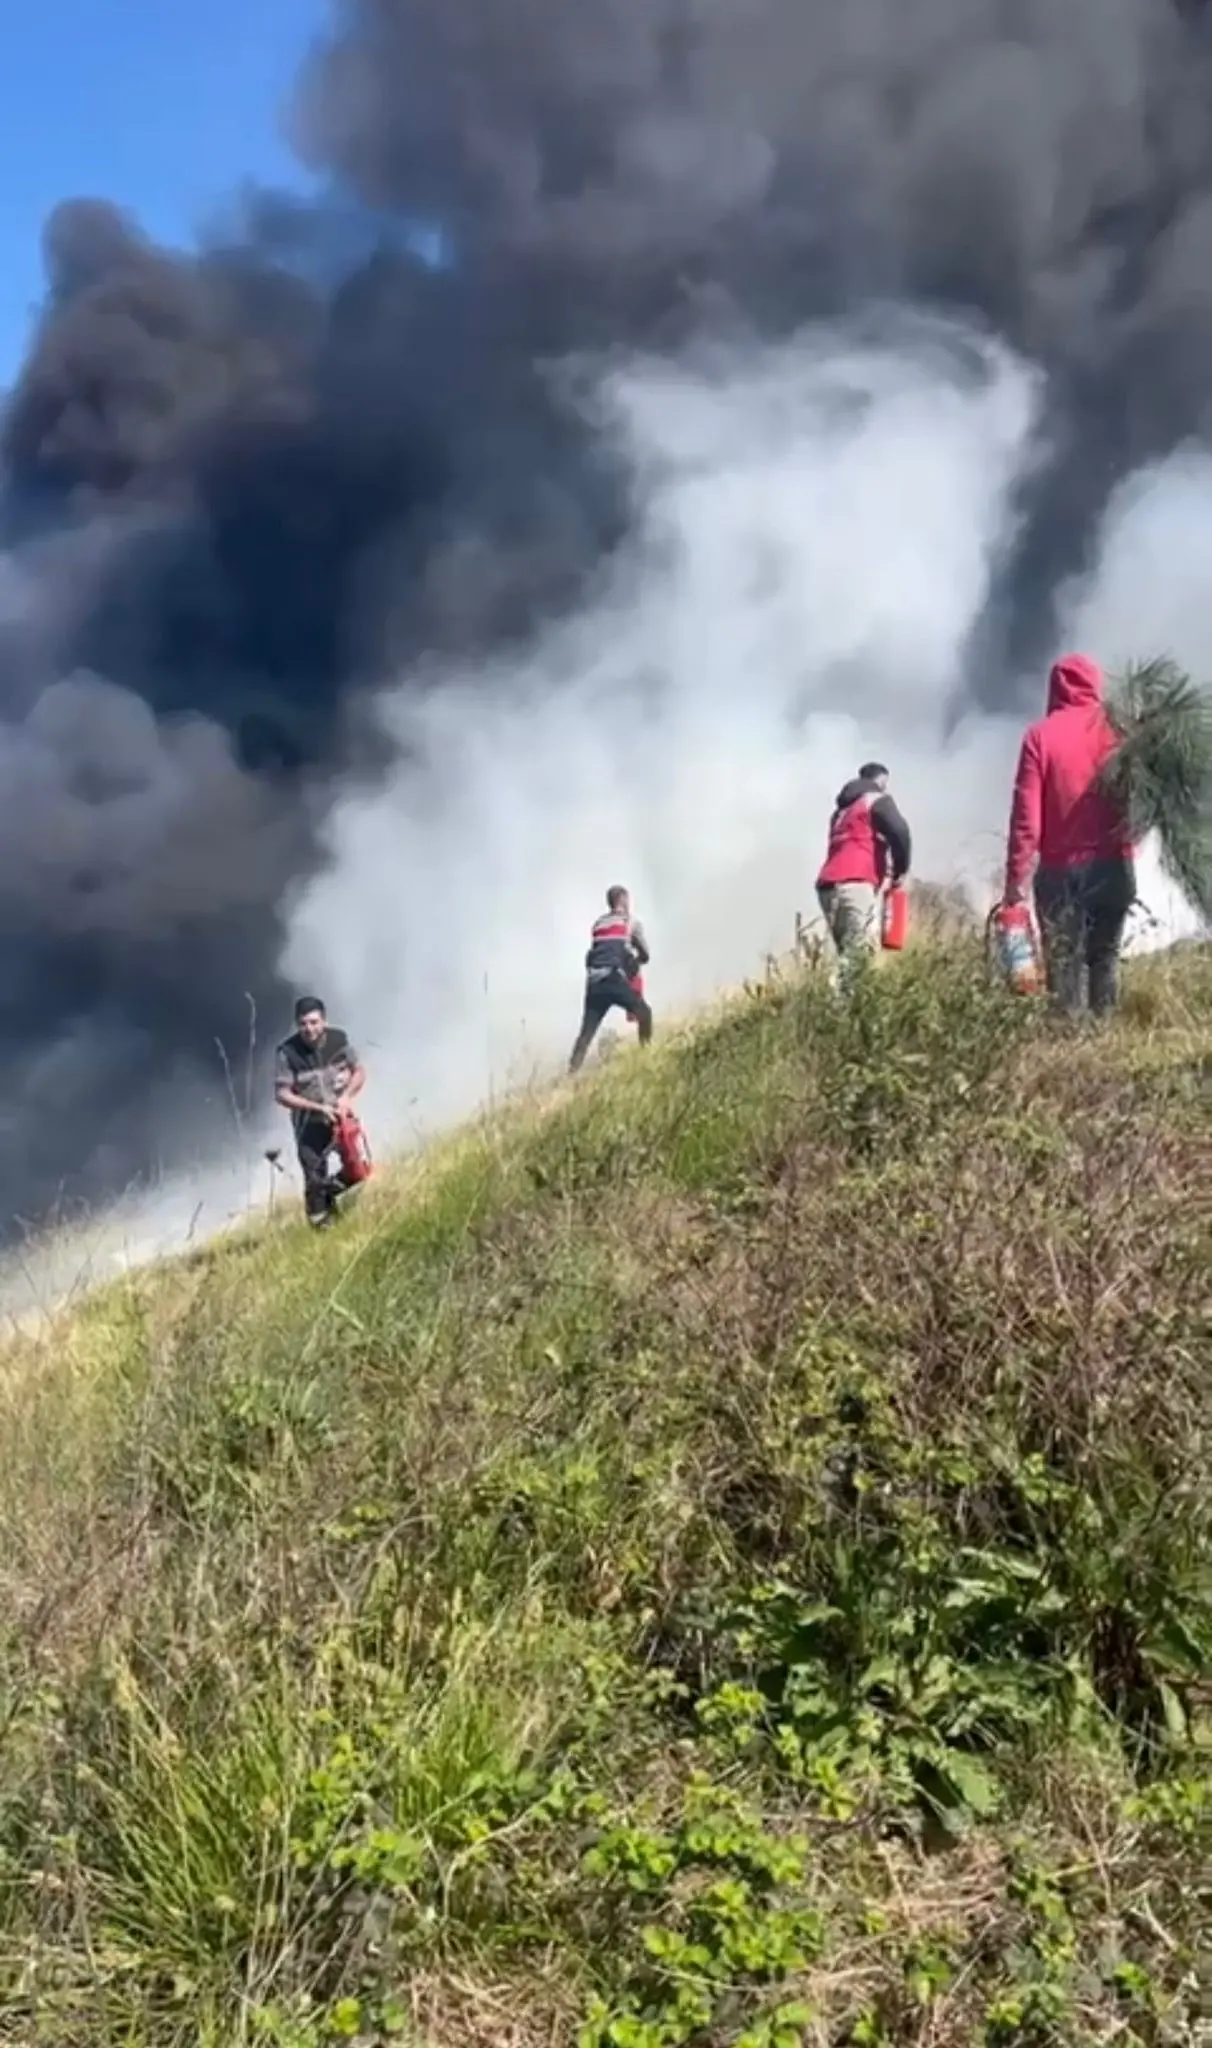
[{"left": 273, "top": 996, "right": 367, "bottom": 1227}]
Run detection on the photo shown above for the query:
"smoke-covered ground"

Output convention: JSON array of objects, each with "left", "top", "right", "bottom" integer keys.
[{"left": 2, "top": 0, "right": 1212, "bottom": 1276}]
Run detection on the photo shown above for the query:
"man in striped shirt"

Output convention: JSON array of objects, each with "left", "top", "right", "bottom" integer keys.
[{"left": 568, "top": 885, "right": 653, "bottom": 1073}]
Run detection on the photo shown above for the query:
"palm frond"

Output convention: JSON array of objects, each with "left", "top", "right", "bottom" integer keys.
[{"left": 1103, "top": 656, "right": 1212, "bottom": 920}]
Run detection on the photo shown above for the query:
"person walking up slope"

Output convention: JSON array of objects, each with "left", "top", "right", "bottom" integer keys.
[
  {"left": 569, "top": 886, "right": 653, "bottom": 1073},
  {"left": 816, "top": 762, "right": 912, "bottom": 973},
  {"left": 274, "top": 996, "right": 367, "bottom": 1227},
  {"left": 1003, "top": 654, "right": 1136, "bottom": 1016}
]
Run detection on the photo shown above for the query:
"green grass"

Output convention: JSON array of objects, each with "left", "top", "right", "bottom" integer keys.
[{"left": 0, "top": 941, "right": 1209, "bottom": 2046}]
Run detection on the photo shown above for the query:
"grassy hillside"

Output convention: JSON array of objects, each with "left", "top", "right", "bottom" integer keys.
[{"left": 0, "top": 942, "right": 1209, "bottom": 2047}]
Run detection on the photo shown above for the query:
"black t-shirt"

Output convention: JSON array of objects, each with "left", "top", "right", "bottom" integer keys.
[{"left": 274, "top": 1027, "right": 359, "bottom": 1131}]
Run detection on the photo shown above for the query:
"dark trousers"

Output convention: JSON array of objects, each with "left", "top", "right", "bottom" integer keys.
[
  {"left": 569, "top": 972, "right": 653, "bottom": 1073},
  {"left": 296, "top": 1114, "right": 348, "bottom": 1224},
  {"left": 1034, "top": 857, "right": 1135, "bottom": 1016}
]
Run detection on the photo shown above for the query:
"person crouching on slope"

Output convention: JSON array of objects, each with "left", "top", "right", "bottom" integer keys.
[
  {"left": 816, "top": 762, "right": 912, "bottom": 972},
  {"left": 1003, "top": 653, "right": 1136, "bottom": 1017},
  {"left": 274, "top": 996, "right": 367, "bottom": 1227},
  {"left": 569, "top": 885, "right": 653, "bottom": 1073}
]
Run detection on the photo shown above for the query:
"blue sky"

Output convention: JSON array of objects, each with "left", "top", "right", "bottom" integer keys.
[{"left": 0, "top": 0, "right": 324, "bottom": 381}]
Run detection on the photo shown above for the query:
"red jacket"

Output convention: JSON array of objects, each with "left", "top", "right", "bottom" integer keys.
[
  {"left": 818, "top": 775, "right": 912, "bottom": 889},
  {"left": 1004, "top": 654, "right": 1134, "bottom": 897}
]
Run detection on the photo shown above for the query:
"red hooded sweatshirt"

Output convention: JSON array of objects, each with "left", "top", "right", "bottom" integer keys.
[{"left": 1004, "top": 654, "right": 1134, "bottom": 899}]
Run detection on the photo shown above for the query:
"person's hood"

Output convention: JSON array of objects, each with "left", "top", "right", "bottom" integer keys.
[
  {"left": 1046, "top": 652, "right": 1104, "bottom": 712},
  {"left": 833, "top": 774, "right": 877, "bottom": 811}
]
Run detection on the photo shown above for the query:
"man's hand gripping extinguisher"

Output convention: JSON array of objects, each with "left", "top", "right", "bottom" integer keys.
[
  {"left": 332, "top": 1106, "right": 374, "bottom": 1184},
  {"left": 880, "top": 882, "right": 909, "bottom": 951},
  {"left": 987, "top": 901, "right": 1043, "bottom": 996},
  {"left": 624, "top": 939, "right": 646, "bottom": 1027}
]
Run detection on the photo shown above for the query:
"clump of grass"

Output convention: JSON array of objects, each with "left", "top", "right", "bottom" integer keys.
[
  {"left": 1105, "top": 654, "right": 1212, "bottom": 917},
  {"left": 0, "top": 941, "right": 1208, "bottom": 2046}
]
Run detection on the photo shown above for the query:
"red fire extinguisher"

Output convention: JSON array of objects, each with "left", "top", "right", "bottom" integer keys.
[
  {"left": 988, "top": 901, "right": 1043, "bottom": 996},
  {"left": 625, "top": 969, "right": 644, "bottom": 1025},
  {"left": 880, "top": 882, "right": 909, "bottom": 952},
  {"left": 332, "top": 1108, "right": 373, "bottom": 1185}
]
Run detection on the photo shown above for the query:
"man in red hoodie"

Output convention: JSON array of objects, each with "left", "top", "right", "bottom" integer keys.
[{"left": 1004, "top": 653, "right": 1136, "bottom": 1015}]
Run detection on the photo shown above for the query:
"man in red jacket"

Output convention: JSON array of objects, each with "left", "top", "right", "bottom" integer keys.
[
  {"left": 816, "top": 762, "right": 912, "bottom": 972},
  {"left": 1004, "top": 653, "right": 1135, "bottom": 1015}
]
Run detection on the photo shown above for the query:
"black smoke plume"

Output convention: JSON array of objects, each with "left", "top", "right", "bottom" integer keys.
[{"left": 2, "top": 0, "right": 1211, "bottom": 1231}]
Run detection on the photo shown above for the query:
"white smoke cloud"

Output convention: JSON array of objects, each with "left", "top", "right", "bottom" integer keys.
[
  {"left": 283, "top": 315, "right": 1205, "bottom": 1151},
  {"left": 1066, "top": 448, "right": 1212, "bottom": 670},
  {"left": 1063, "top": 445, "right": 1212, "bottom": 944},
  {"left": 5, "top": 313, "right": 1206, "bottom": 1320},
  {"left": 283, "top": 317, "right": 1041, "bottom": 1140}
]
